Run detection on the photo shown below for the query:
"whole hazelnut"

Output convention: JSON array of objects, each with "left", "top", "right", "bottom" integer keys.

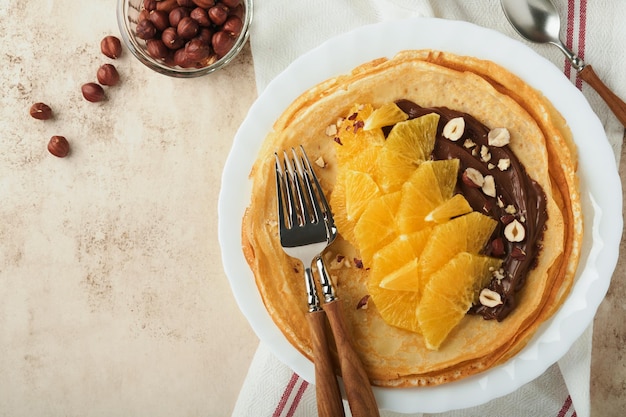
[
  {"left": 230, "top": 4, "right": 244, "bottom": 19},
  {"left": 198, "top": 27, "right": 214, "bottom": 44},
  {"left": 169, "top": 7, "right": 190, "bottom": 27},
  {"left": 178, "top": 0, "right": 197, "bottom": 6},
  {"left": 192, "top": 0, "right": 215, "bottom": 7},
  {"left": 177, "top": 16, "right": 199, "bottom": 39},
  {"left": 173, "top": 48, "right": 193, "bottom": 68},
  {"left": 146, "top": 39, "right": 170, "bottom": 60},
  {"left": 222, "top": 15, "right": 243, "bottom": 36},
  {"left": 136, "top": 19, "right": 157, "bottom": 40},
  {"left": 161, "top": 27, "right": 185, "bottom": 49},
  {"left": 143, "top": 0, "right": 157, "bottom": 11},
  {"left": 208, "top": 5, "right": 228, "bottom": 25},
  {"left": 156, "top": 0, "right": 178, "bottom": 13},
  {"left": 29, "top": 102, "right": 52, "bottom": 120},
  {"left": 81, "top": 82, "right": 105, "bottom": 102},
  {"left": 185, "top": 38, "right": 210, "bottom": 63},
  {"left": 190, "top": 7, "right": 211, "bottom": 26},
  {"left": 100, "top": 35, "right": 122, "bottom": 59},
  {"left": 221, "top": 0, "right": 240, "bottom": 7},
  {"left": 138, "top": 9, "right": 150, "bottom": 22},
  {"left": 148, "top": 10, "right": 170, "bottom": 31},
  {"left": 48, "top": 135, "right": 70, "bottom": 158},
  {"left": 212, "top": 30, "right": 236, "bottom": 58},
  {"left": 97, "top": 64, "right": 120, "bottom": 86}
]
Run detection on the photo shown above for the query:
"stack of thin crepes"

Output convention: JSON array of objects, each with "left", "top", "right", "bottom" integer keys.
[{"left": 241, "top": 50, "right": 582, "bottom": 386}]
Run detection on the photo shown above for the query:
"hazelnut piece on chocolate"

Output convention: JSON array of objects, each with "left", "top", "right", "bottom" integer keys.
[
  {"left": 481, "top": 175, "right": 496, "bottom": 197},
  {"left": 462, "top": 167, "right": 484, "bottom": 188},
  {"left": 479, "top": 288, "right": 503, "bottom": 307},
  {"left": 504, "top": 219, "right": 526, "bottom": 242},
  {"left": 443, "top": 117, "right": 465, "bottom": 141}
]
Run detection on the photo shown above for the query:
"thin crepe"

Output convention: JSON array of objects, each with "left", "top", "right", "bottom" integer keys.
[{"left": 242, "top": 50, "right": 582, "bottom": 386}]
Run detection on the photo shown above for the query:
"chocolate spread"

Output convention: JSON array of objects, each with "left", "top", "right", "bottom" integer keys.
[{"left": 395, "top": 100, "right": 548, "bottom": 321}]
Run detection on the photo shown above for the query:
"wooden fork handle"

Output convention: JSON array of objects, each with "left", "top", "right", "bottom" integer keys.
[
  {"left": 579, "top": 65, "right": 626, "bottom": 127},
  {"left": 306, "top": 311, "right": 346, "bottom": 417},
  {"left": 323, "top": 300, "right": 380, "bottom": 417}
]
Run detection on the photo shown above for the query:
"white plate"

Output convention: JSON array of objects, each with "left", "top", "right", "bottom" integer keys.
[{"left": 218, "top": 18, "right": 622, "bottom": 413}]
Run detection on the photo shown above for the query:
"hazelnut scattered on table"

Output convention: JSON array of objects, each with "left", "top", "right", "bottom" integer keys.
[
  {"left": 97, "top": 64, "right": 120, "bottom": 86},
  {"left": 100, "top": 35, "right": 122, "bottom": 59},
  {"left": 81, "top": 82, "right": 106, "bottom": 102},
  {"left": 29, "top": 102, "right": 53, "bottom": 120},
  {"left": 48, "top": 135, "right": 70, "bottom": 158}
]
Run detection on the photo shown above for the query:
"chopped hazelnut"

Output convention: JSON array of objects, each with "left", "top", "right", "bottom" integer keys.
[
  {"left": 480, "top": 145, "right": 492, "bottom": 162},
  {"left": 315, "top": 156, "right": 326, "bottom": 168},
  {"left": 479, "top": 288, "right": 503, "bottom": 307},
  {"left": 442, "top": 117, "right": 465, "bottom": 141},
  {"left": 482, "top": 175, "right": 496, "bottom": 197},
  {"left": 488, "top": 127, "right": 511, "bottom": 147},
  {"left": 498, "top": 158, "right": 511, "bottom": 171},
  {"left": 462, "top": 167, "right": 484, "bottom": 188},
  {"left": 504, "top": 219, "right": 526, "bottom": 242},
  {"left": 325, "top": 124, "right": 338, "bottom": 136}
]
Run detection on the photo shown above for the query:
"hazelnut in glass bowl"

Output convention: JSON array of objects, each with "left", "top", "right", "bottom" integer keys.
[{"left": 117, "top": 0, "right": 252, "bottom": 78}]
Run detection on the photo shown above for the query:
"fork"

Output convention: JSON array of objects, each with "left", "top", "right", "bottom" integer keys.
[{"left": 276, "top": 147, "right": 379, "bottom": 417}]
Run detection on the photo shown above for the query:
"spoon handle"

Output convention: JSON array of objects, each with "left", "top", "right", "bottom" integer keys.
[{"left": 578, "top": 65, "right": 626, "bottom": 127}]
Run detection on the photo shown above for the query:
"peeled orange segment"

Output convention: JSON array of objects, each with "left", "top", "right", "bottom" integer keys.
[
  {"left": 417, "top": 252, "right": 503, "bottom": 350},
  {"left": 363, "top": 102, "right": 409, "bottom": 131},
  {"left": 354, "top": 191, "right": 402, "bottom": 265},
  {"left": 378, "top": 259, "right": 420, "bottom": 291},
  {"left": 424, "top": 194, "right": 472, "bottom": 223},
  {"left": 367, "top": 233, "right": 428, "bottom": 333},
  {"left": 465, "top": 211, "right": 499, "bottom": 252},
  {"left": 372, "top": 230, "right": 431, "bottom": 293},
  {"left": 330, "top": 169, "right": 381, "bottom": 245},
  {"left": 374, "top": 113, "right": 440, "bottom": 193},
  {"left": 334, "top": 104, "right": 386, "bottom": 167},
  {"left": 417, "top": 212, "right": 497, "bottom": 284},
  {"left": 342, "top": 145, "right": 381, "bottom": 174},
  {"left": 396, "top": 159, "right": 461, "bottom": 234},
  {"left": 367, "top": 285, "right": 422, "bottom": 334}
]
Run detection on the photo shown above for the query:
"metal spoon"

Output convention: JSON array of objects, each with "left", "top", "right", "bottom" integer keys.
[{"left": 501, "top": 0, "right": 626, "bottom": 127}]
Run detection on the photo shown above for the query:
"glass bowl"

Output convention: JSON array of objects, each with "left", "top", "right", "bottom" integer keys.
[{"left": 117, "top": 0, "right": 253, "bottom": 78}]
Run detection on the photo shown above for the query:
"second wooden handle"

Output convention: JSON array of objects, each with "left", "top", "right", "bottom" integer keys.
[
  {"left": 323, "top": 300, "right": 380, "bottom": 417},
  {"left": 579, "top": 65, "right": 626, "bottom": 127},
  {"left": 307, "top": 311, "right": 345, "bottom": 417}
]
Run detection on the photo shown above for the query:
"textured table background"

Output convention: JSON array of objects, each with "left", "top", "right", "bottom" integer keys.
[{"left": 0, "top": 1, "right": 624, "bottom": 416}]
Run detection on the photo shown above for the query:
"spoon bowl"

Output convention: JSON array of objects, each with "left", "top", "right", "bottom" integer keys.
[{"left": 501, "top": 0, "right": 626, "bottom": 127}]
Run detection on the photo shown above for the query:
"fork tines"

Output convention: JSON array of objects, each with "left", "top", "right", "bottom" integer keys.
[{"left": 275, "top": 146, "right": 331, "bottom": 234}]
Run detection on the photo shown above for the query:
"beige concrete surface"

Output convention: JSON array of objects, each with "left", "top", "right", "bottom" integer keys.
[{"left": 1, "top": 1, "right": 624, "bottom": 416}]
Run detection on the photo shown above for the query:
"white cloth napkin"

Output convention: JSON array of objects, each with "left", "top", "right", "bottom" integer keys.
[{"left": 235, "top": 1, "right": 626, "bottom": 416}]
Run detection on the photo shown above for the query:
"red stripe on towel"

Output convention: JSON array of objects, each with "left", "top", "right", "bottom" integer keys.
[
  {"left": 576, "top": 0, "right": 588, "bottom": 89},
  {"left": 564, "top": 0, "right": 575, "bottom": 79},
  {"left": 557, "top": 395, "right": 575, "bottom": 417},
  {"left": 273, "top": 373, "right": 299, "bottom": 417},
  {"left": 285, "top": 379, "right": 309, "bottom": 417}
]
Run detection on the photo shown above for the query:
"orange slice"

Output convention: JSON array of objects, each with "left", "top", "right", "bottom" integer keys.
[
  {"left": 417, "top": 252, "right": 502, "bottom": 350},
  {"left": 354, "top": 192, "right": 402, "bottom": 265},
  {"left": 374, "top": 113, "right": 440, "bottom": 193},
  {"left": 396, "top": 159, "right": 461, "bottom": 234},
  {"left": 330, "top": 169, "right": 381, "bottom": 245},
  {"left": 363, "top": 102, "right": 409, "bottom": 131}
]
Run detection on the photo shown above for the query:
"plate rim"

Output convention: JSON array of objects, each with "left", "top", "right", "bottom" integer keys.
[{"left": 218, "top": 17, "right": 623, "bottom": 413}]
